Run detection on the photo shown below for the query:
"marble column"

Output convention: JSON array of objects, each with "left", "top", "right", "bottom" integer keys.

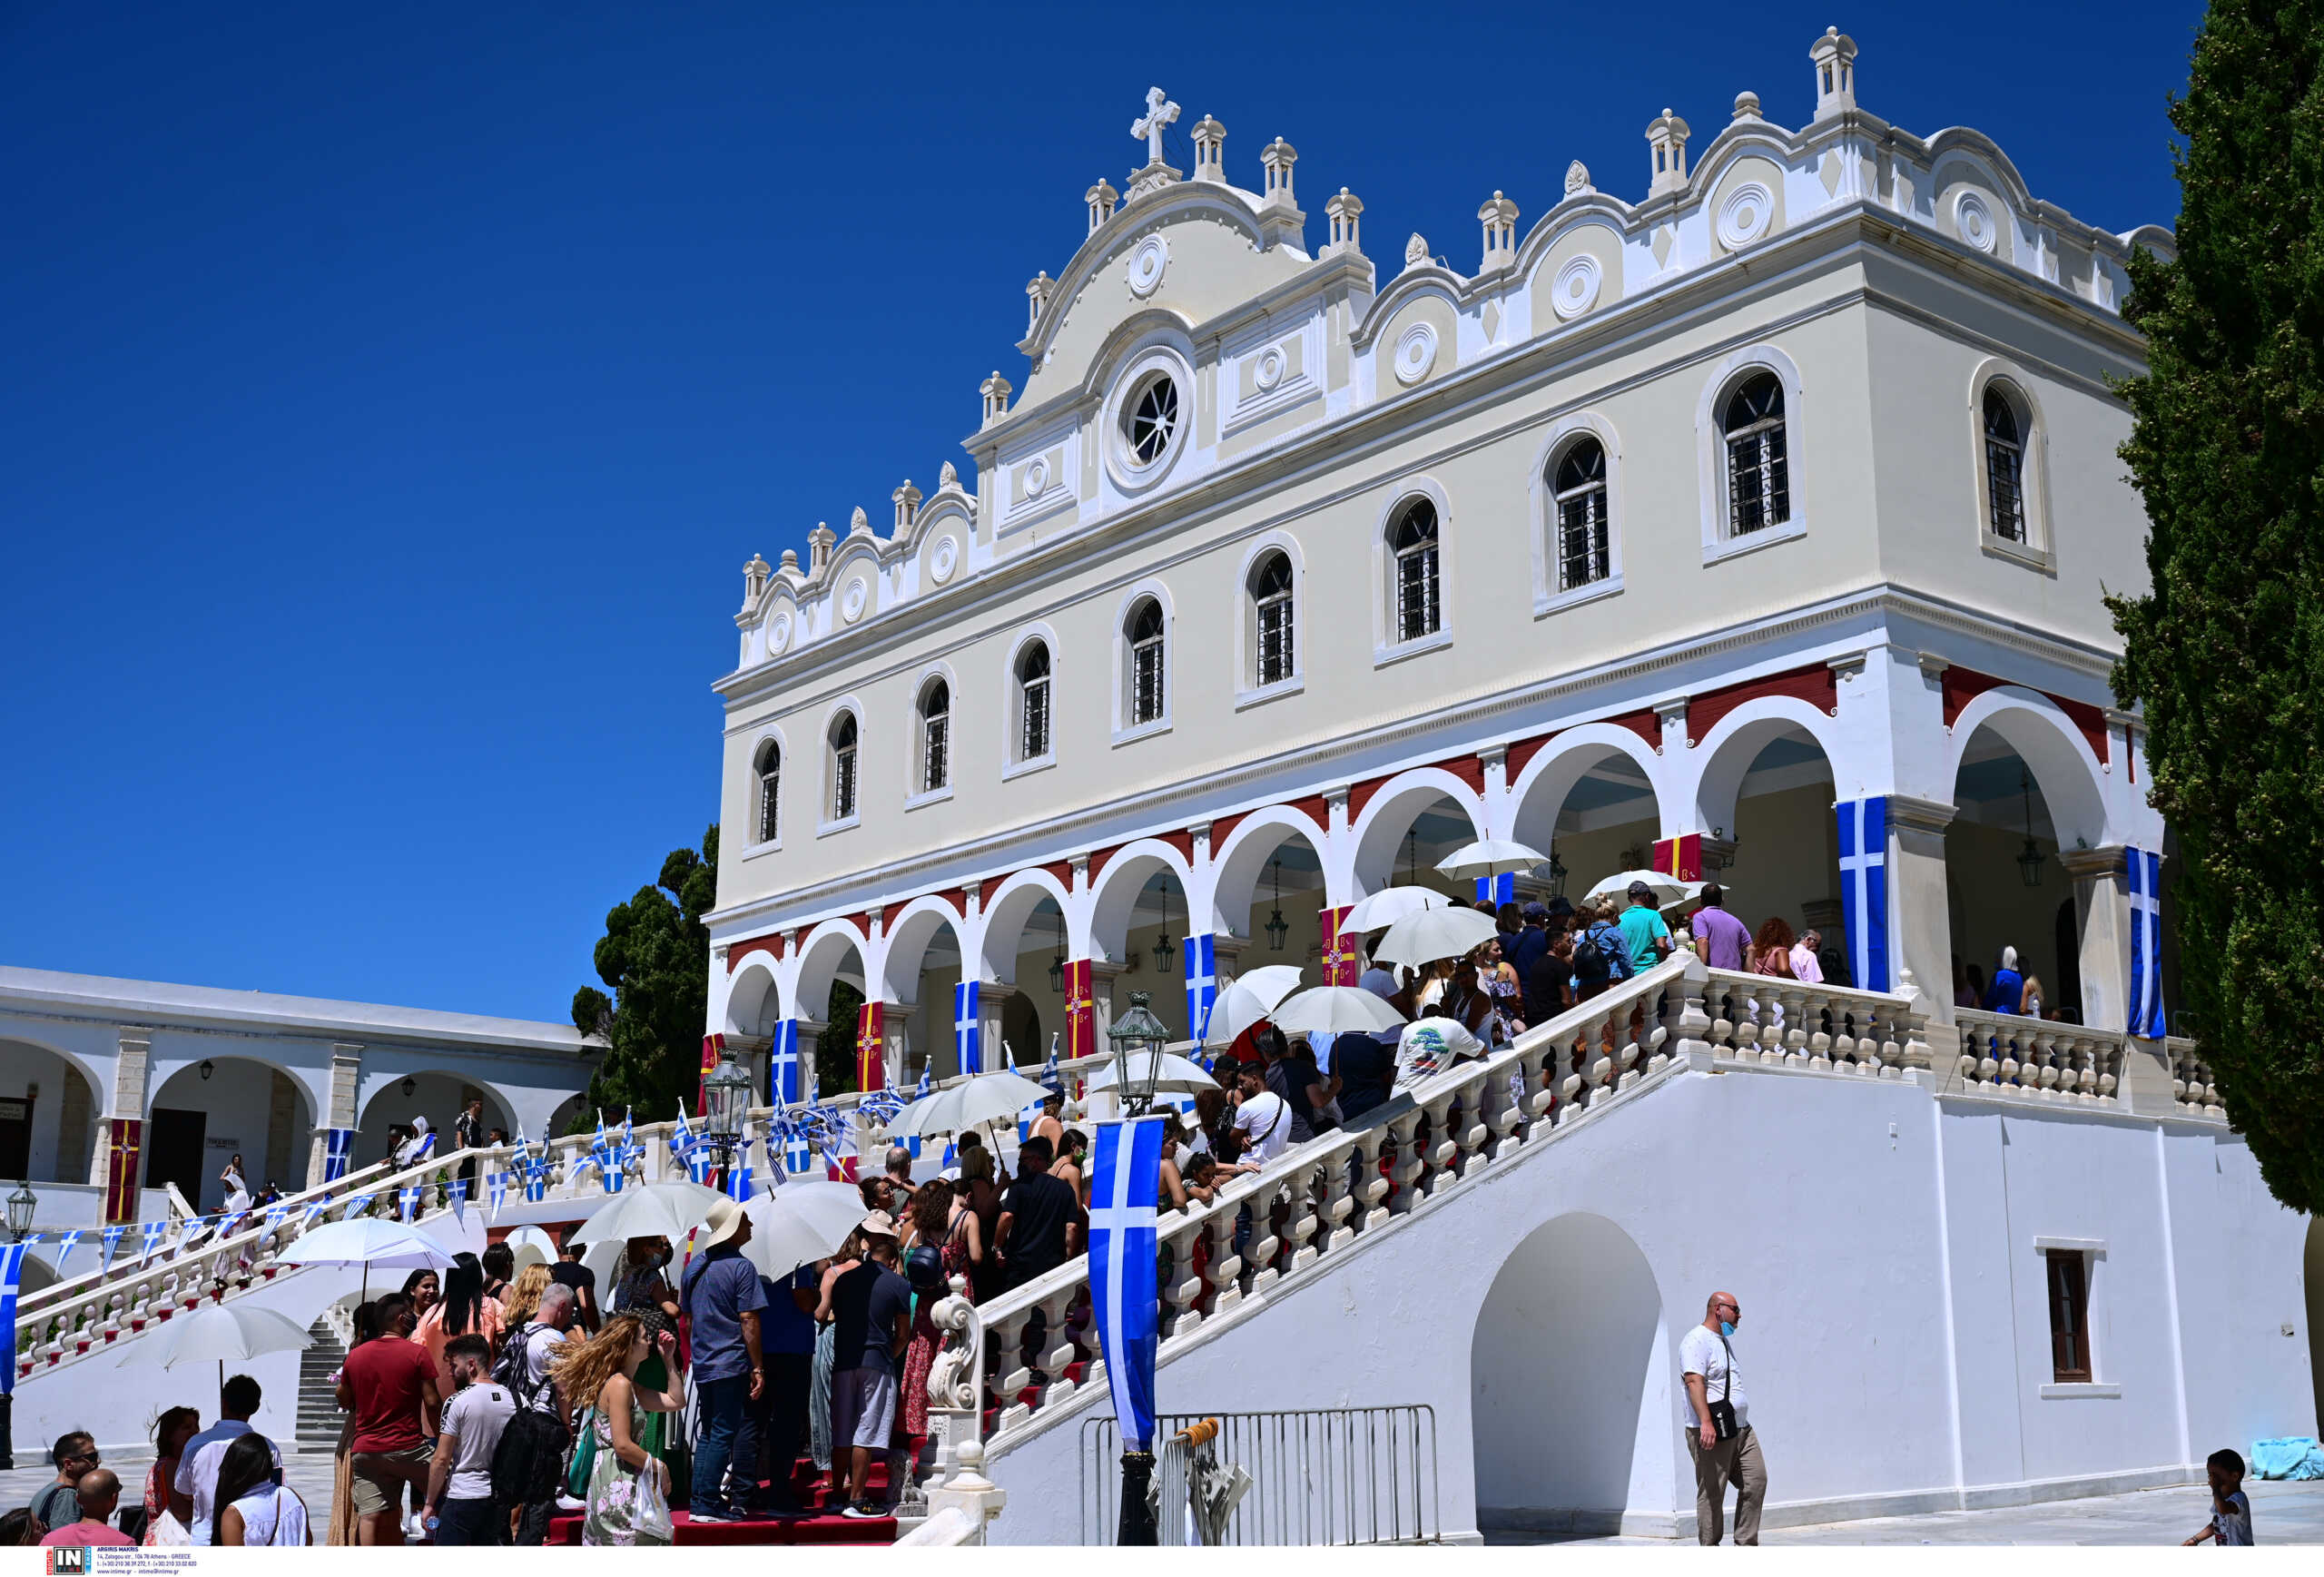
[
  {"left": 976, "top": 981, "right": 1019, "bottom": 1072},
  {"left": 307, "top": 1042, "right": 362, "bottom": 1188},
  {"left": 1886, "top": 795, "right": 1957, "bottom": 1060},
  {"left": 90, "top": 1027, "right": 153, "bottom": 1188},
  {"left": 2058, "top": 846, "right": 2132, "bottom": 1033}
]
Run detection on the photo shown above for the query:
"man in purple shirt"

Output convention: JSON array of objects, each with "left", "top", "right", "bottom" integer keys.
[{"left": 1689, "top": 884, "right": 1752, "bottom": 971}]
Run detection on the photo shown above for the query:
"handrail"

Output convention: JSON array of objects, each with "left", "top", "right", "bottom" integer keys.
[{"left": 1953, "top": 1007, "right": 2126, "bottom": 1103}]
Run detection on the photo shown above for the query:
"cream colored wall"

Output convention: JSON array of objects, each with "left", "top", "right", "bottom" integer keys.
[{"left": 1713, "top": 781, "right": 1841, "bottom": 944}]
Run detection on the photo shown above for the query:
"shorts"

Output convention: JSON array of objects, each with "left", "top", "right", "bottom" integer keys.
[
  {"left": 350, "top": 1443, "right": 433, "bottom": 1517},
  {"left": 830, "top": 1367, "right": 899, "bottom": 1452}
]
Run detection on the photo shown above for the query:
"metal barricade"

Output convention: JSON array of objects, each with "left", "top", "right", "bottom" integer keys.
[{"left": 1079, "top": 1405, "right": 1441, "bottom": 1545}]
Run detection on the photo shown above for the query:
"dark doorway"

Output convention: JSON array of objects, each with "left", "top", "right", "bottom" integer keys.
[
  {"left": 145, "top": 1107, "right": 206, "bottom": 1205},
  {"left": 0, "top": 1096, "right": 32, "bottom": 1178},
  {"left": 2053, "top": 900, "right": 2083, "bottom": 1025}
]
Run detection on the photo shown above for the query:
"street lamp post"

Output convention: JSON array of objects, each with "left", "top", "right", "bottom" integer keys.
[
  {"left": 1102, "top": 993, "right": 1168, "bottom": 1543},
  {"left": 1, "top": 1181, "right": 32, "bottom": 1468},
  {"left": 701, "top": 1043, "right": 754, "bottom": 1178}
]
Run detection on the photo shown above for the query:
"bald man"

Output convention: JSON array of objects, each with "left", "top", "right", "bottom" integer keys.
[
  {"left": 1679, "top": 1289, "right": 1766, "bottom": 1545},
  {"left": 37, "top": 1469, "right": 134, "bottom": 1547}
]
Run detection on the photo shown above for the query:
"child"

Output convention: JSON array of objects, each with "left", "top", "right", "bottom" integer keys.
[{"left": 2182, "top": 1448, "right": 2252, "bottom": 1545}]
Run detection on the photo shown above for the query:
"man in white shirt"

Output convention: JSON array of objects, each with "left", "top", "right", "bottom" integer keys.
[
  {"left": 1679, "top": 1289, "right": 1766, "bottom": 1545},
  {"left": 1229, "top": 1063, "right": 1291, "bottom": 1163},
  {"left": 1394, "top": 1016, "right": 1482, "bottom": 1089},
  {"left": 424, "top": 1335, "right": 516, "bottom": 1545},
  {"left": 175, "top": 1375, "right": 284, "bottom": 1544},
  {"left": 508, "top": 1283, "right": 577, "bottom": 1543}
]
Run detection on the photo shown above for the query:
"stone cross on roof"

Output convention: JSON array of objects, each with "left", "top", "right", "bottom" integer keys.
[{"left": 1133, "top": 86, "right": 1180, "bottom": 169}]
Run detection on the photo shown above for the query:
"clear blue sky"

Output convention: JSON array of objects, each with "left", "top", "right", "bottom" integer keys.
[{"left": 0, "top": 3, "right": 2200, "bottom": 1023}]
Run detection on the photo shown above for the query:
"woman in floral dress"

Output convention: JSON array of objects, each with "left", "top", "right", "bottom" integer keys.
[
  {"left": 900, "top": 1185, "right": 974, "bottom": 1438},
  {"left": 551, "top": 1314, "right": 686, "bottom": 1547}
]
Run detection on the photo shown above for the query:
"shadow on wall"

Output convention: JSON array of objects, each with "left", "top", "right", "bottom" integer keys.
[{"left": 1472, "top": 1211, "right": 1674, "bottom": 1536}]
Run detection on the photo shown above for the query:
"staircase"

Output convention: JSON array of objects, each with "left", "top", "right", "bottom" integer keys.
[{"left": 294, "top": 1315, "right": 348, "bottom": 1454}]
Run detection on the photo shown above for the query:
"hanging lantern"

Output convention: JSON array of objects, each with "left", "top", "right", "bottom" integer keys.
[
  {"left": 2016, "top": 769, "right": 2046, "bottom": 888},
  {"left": 1265, "top": 858, "right": 1291, "bottom": 951},
  {"left": 1546, "top": 850, "right": 1568, "bottom": 901},
  {"left": 703, "top": 1041, "right": 754, "bottom": 1150},
  {"left": 1105, "top": 990, "right": 1172, "bottom": 1117}
]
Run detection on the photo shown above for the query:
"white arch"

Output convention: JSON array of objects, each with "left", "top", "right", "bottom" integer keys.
[
  {"left": 792, "top": 918, "right": 871, "bottom": 1021},
  {"left": 1685, "top": 695, "right": 1844, "bottom": 838},
  {"left": 978, "top": 868, "right": 1077, "bottom": 984},
  {"left": 0, "top": 1030, "right": 115, "bottom": 1121},
  {"left": 1088, "top": 839, "right": 1196, "bottom": 964},
  {"left": 148, "top": 1047, "right": 330, "bottom": 1125},
  {"left": 724, "top": 954, "right": 783, "bottom": 1037},
  {"left": 352, "top": 1068, "right": 513, "bottom": 1135},
  {"left": 1506, "top": 726, "right": 1667, "bottom": 857},
  {"left": 878, "top": 895, "right": 972, "bottom": 1005},
  {"left": 1945, "top": 686, "right": 2112, "bottom": 848},
  {"left": 1208, "top": 804, "right": 1334, "bottom": 935},
  {"left": 1346, "top": 766, "right": 1487, "bottom": 899}
]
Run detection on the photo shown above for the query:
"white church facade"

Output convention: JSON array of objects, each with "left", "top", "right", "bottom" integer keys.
[{"left": 700, "top": 30, "right": 2318, "bottom": 1539}]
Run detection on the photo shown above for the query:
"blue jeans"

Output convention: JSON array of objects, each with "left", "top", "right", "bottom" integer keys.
[
  {"left": 432, "top": 1495, "right": 498, "bottom": 1545},
  {"left": 692, "top": 1373, "right": 752, "bottom": 1517}
]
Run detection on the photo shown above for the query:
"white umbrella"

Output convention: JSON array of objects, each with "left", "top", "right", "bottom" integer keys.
[
  {"left": 1339, "top": 886, "right": 1451, "bottom": 935},
  {"left": 1085, "top": 1050, "right": 1220, "bottom": 1097},
  {"left": 502, "top": 1224, "right": 556, "bottom": 1274},
  {"left": 271, "top": 1217, "right": 458, "bottom": 1299},
  {"left": 1225, "top": 964, "right": 1305, "bottom": 1008},
  {"left": 1202, "top": 966, "right": 1305, "bottom": 1047},
  {"left": 1370, "top": 905, "right": 1501, "bottom": 969},
  {"left": 1434, "top": 839, "right": 1549, "bottom": 880},
  {"left": 743, "top": 1182, "right": 871, "bottom": 1280},
  {"left": 1270, "top": 986, "right": 1409, "bottom": 1036},
  {"left": 1582, "top": 869, "right": 1706, "bottom": 910},
  {"left": 887, "top": 1069, "right": 1051, "bottom": 1138},
  {"left": 567, "top": 1178, "right": 727, "bottom": 1247},
  {"left": 129, "top": 1303, "right": 313, "bottom": 1371}
]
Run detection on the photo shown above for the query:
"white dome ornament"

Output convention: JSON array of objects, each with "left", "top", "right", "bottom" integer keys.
[
  {"left": 1550, "top": 253, "right": 1601, "bottom": 321},
  {"left": 1954, "top": 191, "right": 1997, "bottom": 253},
  {"left": 841, "top": 577, "right": 869, "bottom": 624},
  {"left": 765, "top": 610, "right": 793, "bottom": 655},
  {"left": 930, "top": 536, "right": 959, "bottom": 585},
  {"left": 1127, "top": 232, "right": 1169, "bottom": 299},
  {"left": 1253, "top": 346, "right": 1285, "bottom": 392},
  {"left": 1393, "top": 321, "right": 1437, "bottom": 387},
  {"left": 1716, "top": 182, "right": 1774, "bottom": 251}
]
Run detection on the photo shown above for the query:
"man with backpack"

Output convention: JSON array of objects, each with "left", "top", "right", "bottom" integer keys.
[
  {"left": 424, "top": 1334, "right": 514, "bottom": 1545},
  {"left": 1572, "top": 898, "right": 1635, "bottom": 1000},
  {"left": 491, "top": 1281, "right": 576, "bottom": 1545},
  {"left": 678, "top": 1196, "right": 767, "bottom": 1524}
]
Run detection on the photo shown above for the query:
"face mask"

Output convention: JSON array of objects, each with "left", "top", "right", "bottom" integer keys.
[{"left": 1720, "top": 1319, "right": 1738, "bottom": 1337}]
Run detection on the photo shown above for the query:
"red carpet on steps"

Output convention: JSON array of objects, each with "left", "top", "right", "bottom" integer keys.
[{"left": 545, "top": 1458, "right": 905, "bottom": 1545}]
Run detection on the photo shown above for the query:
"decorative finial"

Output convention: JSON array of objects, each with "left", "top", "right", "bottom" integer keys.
[
  {"left": 1324, "top": 187, "right": 1364, "bottom": 255},
  {"left": 1086, "top": 177, "right": 1119, "bottom": 233},
  {"left": 1565, "top": 160, "right": 1591, "bottom": 196},
  {"left": 1733, "top": 90, "right": 1761, "bottom": 121},
  {"left": 848, "top": 506, "right": 870, "bottom": 537},
  {"left": 939, "top": 460, "right": 960, "bottom": 489},
  {"left": 1404, "top": 232, "right": 1430, "bottom": 269},
  {"left": 1132, "top": 85, "right": 1181, "bottom": 170}
]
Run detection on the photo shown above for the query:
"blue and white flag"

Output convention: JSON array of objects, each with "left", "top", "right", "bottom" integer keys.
[
  {"left": 1040, "top": 1035, "right": 1063, "bottom": 1094},
  {"left": 1184, "top": 934, "right": 1218, "bottom": 1043},
  {"left": 100, "top": 1225, "right": 127, "bottom": 1270},
  {"left": 301, "top": 1196, "right": 331, "bottom": 1228},
  {"left": 1836, "top": 796, "right": 1890, "bottom": 992},
  {"left": 900, "top": 1065, "right": 932, "bottom": 1160},
  {"left": 262, "top": 1206, "right": 287, "bottom": 1237},
  {"left": 448, "top": 1178, "right": 468, "bottom": 1225},
  {"left": 780, "top": 1117, "right": 813, "bottom": 1181},
  {"left": 216, "top": 1210, "right": 246, "bottom": 1241},
  {"left": 2126, "top": 846, "right": 2167, "bottom": 1037},
  {"left": 345, "top": 1191, "right": 377, "bottom": 1219},
  {"left": 398, "top": 1184, "right": 421, "bottom": 1222},
  {"left": 622, "top": 1107, "right": 635, "bottom": 1151},
  {"left": 1088, "top": 1115, "right": 1167, "bottom": 1453},
  {"left": 487, "top": 1171, "right": 508, "bottom": 1222},
  {"left": 53, "top": 1229, "right": 81, "bottom": 1274},
  {"left": 140, "top": 1220, "right": 168, "bottom": 1266},
  {"left": 594, "top": 1110, "right": 610, "bottom": 1155},
  {"left": 671, "top": 1100, "right": 697, "bottom": 1160},
  {"left": 952, "top": 981, "right": 981, "bottom": 1076},
  {"left": 322, "top": 1127, "right": 355, "bottom": 1183},
  {"left": 0, "top": 1243, "right": 28, "bottom": 1397},
  {"left": 601, "top": 1155, "right": 627, "bottom": 1195},
  {"left": 410, "top": 1128, "right": 438, "bottom": 1165},
  {"left": 1473, "top": 872, "right": 1516, "bottom": 907},
  {"left": 725, "top": 1116, "right": 756, "bottom": 1202},
  {"left": 772, "top": 1019, "right": 803, "bottom": 1108},
  {"left": 522, "top": 1158, "right": 549, "bottom": 1203}
]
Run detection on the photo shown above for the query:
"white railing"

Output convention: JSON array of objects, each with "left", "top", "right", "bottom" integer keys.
[
  {"left": 2162, "top": 1035, "right": 2223, "bottom": 1115},
  {"left": 1954, "top": 1009, "right": 2125, "bottom": 1105},
  {"left": 916, "top": 955, "right": 1768, "bottom": 1483},
  {"left": 1697, "top": 967, "right": 1936, "bottom": 1079}
]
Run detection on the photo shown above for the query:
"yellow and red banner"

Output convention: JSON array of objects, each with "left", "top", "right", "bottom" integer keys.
[
  {"left": 1652, "top": 833, "right": 1703, "bottom": 883},
  {"left": 855, "top": 1001, "right": 885, "bottom": 1093},
  {"left": 1064, "top": 959, "right": 1095, "bottom": 1059},
  {"left": 698, "top": 1033, "right": 724, "bottom": 1116},
  {"left": 103, "top": 1118, "right": 143, "bottom": 1223},
  {"left": 1319, "top": 905, "right": 1359, "bottom": 986}
]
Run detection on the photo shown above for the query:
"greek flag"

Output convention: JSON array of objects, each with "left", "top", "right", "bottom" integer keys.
[
  {"left": 100, "top": 1225, "right": 126, "bottom": 1270},
  {"left": 398, "top": 1184, "right": 421, "bottom": 1222},
  {"left": 601, "top": 1152, "right": 627, "bottom": 1194},
  {"left": 448, "top": 1178, "right": 468, "bottom": 1225},
  {"left": 780, "top": 1118, "right": 812, "bottom": 1181},
  {"left": 523, "top": 1158, "right": 548, "bottom": 1203},
  {"left": 487, "top": 1171, "right": 508, "bottom": 1222},
  {"left": 1837, "top": 796, "right": 1890, "bottom": 992},
  {"left": 300, "top": 1196, "right": 331, "bottom": 1228},
  {"left": 1473, "top": 872, "right": 1515, "bottom": 906},
  {"left": 54, "top": 1230, "right": 81, "bottom": 1274},
  {"left": 725, "top": 1116, "right": 756, "bottom": 1201},
  {"left": 953, "top": 981, "right": 981, "bottom": 1075},
  {"left": 622, "top": 1107, "right": 635, "bottom": 1151},
  {"left": 140, "top": 1220, "right": 168, "bottom": 1266},
  {"left": 1088, "top": 1115, "right": 1166, "bottom": 1453},
  {"left": 772, "top": 1019, "right": 803, "bottom": 1108},
  {"left": 345, "top": 1191, "right": 378, "bottom": 1218},
  {"left": 262, "top": 1206, "right": 287, "bottom": 1238},
  {"left": 2126, "top": 846, "right": 2167, "bottom": 1037},
  {"left": 322, "top": 1127, "right": 355, "bottom": 1183},
  {"left": 1184, "top": 934, "right": 1217, "bottom": 1042},
  {"left": 900, "top": 1066, "right": 932, "bottom": 1160},
  {"left": 0, "top": 1243, "right": 28, "bottom": 1397},
  {"left": 671, "top": 1100, "right": 696, "bottom": 1160},
  {"left": 216, "top": 1210, "right": 246, "bottom": 1241}
]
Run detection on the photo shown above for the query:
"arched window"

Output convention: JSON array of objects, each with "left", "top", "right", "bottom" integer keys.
[
  {"left": 1127, "top": 598, "right": 1166, "bottom": 725},
  {"left": 1721, "top": 373, "right": 1790, "bottom": 536},
  {"left": 753, "top": 739, "right": 781, "bottom": 843},
  {"left": 1016, "top": 642, "right": 1051, "bottom": 762},
  {"left": 1250, "top": 551, "right": 1295, "bottom": 686},
  {"left": 1984, "top": 386, "right": 2028, "bottom": 543},
  {"left": 1552, "top": 439, "right": 1610, "bottom": 590},
  {"left": 829, "top": 713, "right": 859, "bottom": 822},
  {"left": 1390, "top": 498, "right": 1441, "bottom": 641},
  {"left": 918, "top": 680, "right": 950, "bottom": 793}
]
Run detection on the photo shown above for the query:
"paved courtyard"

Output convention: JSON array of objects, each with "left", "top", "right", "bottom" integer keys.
[{"left": 1491, "top": 1478, "right": 2324, "bottom": 1546}]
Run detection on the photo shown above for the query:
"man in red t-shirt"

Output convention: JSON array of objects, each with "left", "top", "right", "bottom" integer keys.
[{"left": 336, "top": 1291, "right": 442, "bottom": 1545}]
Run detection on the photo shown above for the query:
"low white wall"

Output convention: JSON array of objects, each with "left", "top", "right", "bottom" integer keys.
[{"left": 981, "top": 1061, "right": 2316, "bottom": 1543}]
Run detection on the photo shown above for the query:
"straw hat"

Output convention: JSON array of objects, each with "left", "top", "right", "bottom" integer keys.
[{"left": 697, "top": 1194, "right": 747, "bottom": 1250}]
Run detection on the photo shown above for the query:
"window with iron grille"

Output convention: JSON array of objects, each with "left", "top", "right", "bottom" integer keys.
[
  {"left": 2044, "top": 1249, "right": 2092, "bottom": 1383},
  {"left": 1251, "top": 552, "right": 1295, "bottom": 686},
  {"left": 920, "top": 679, "right": 950, "bottom": 793},
  {"left": 1391, "top": 499, "right": 1441, "bottom": 642},
  {"left": 1552, "top": 439, "right": 1610, "bottom": 590},
  {"left": 829, "top": 713, "right": 858, "bottom": 821},
  {"left": 1128, "top": 598, "right": 1166, "bottom": 725},
  {"left": 1984, "top": 386, "right": 2028, "bottom": 542},
  {"left": 1722, "top": 373, "right": 1790, "bottom": 536},
  {"left": 1017, "top": 642, "right": 1051, "bottom": 761},
  {"left": 753, "top": 740, "right": 781, "bottom": 843}
]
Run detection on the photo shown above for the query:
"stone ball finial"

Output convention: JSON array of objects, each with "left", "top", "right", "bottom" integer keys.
[
  {"left": 780, "top": 548, "right": 798, "bottom": 569},
  {"left": 1404, "top": 232, "right": 1430, "bottom": 268},
  {"left": 1734, "top": 90, "right": 1761, "bottom": 120},
  {"left": 1565, "top": 161, "right": 1591, "bottom": 196}
]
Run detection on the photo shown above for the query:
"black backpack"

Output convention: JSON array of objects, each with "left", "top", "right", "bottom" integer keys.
[
  {"left": 487, "top": 1328, "right": 569, "bottom": 1507},
  {"left": 904, "top": 1242, "right": 944, "bottom": 1294}
]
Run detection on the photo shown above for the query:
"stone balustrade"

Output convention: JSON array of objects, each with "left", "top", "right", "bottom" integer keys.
[
  {"left": 1697, "top": 967, "right": 1929, "bottom": 1077},
  {"left": 1954, "top": 1009, "right": 2124, "bottom": 1105},
  {"left": 2162, "top": 1035, "right": 2223, "bottom": 1114}
]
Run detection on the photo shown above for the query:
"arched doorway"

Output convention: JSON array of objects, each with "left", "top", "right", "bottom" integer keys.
[
  {"left": 0, "top": 1039, "right": 103, "bottom": 1187},
  {"left": 1472, "top": 1212, "right": 1669, "bottom": 1534},
  {"left": 353, "top": 1072, "right": 512, "bottom": 1172},
  {"left": 1509, "top": 735, "right": 1662, "bottom": 913},
  {"left": 1209, "top": 811, "right": 1331, "bottom": 982},
  {"left": 1692, "top": 709, "right": 1844, "bottom": 981},
  {"left": 147, "top": 1056, "right": 316, "bottom": 1209},
  {"left": 1089, "top": 850, "right": 1197, "bottom": 1042},
  {"left": 978, "top": 872, "right": 1073, "bottom": 1071},
  {"left": 1947, "top": 725, "right": 2071, "bottom": 1016},
  {"left": 881, "top": 902, "right": 972, "bottom": 1080},
  {"left": 1348, "top": 773, "right": 1486, "bottom": 901}
]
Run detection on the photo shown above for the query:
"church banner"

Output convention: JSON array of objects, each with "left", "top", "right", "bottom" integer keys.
[
  {"left": 1652, "top": 833, "right": 1703, "bottom": 883},
  {"left": 698, "top": 1033, "right": 724, "bottom": 1116},
  {"left": 103, "top": 1119, "right": 143, "bottom": 1224},
  {"left": 1318, "top": 906, "right": 1359, "bottom": 987},
  {"left": 1064, "top": 959, "right": 1096, "bottom": 1059},
  {"left": 854, "top": 1002, "right": 885, "bottom": 1093}
]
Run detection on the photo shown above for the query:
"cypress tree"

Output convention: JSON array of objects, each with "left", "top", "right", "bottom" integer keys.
[
  {"left": 2112, "top": 1, "right": 2324, "bottom": 1211},
  {"left": 570, "top": 825, "right": 719, "bottom": 1123}
]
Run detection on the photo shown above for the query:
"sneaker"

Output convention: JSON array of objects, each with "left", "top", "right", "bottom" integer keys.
[
  {"left": 841, "top": 1501, "right": 885, "bottom": 1520},
  {"left": 690, "top": 1509, "right": 742, "bottom": 1524}
]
